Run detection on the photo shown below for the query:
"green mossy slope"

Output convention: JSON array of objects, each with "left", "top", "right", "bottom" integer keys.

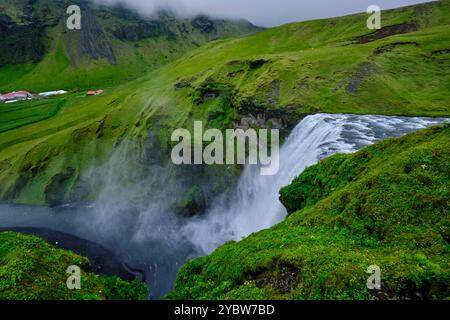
[
  {"left": 168, "top": 124, "right": 450, "bottom": 300},
  {"left": 0, "top": 232, "right": 148, "bottom": 300},
  {"left": 160, "top": 0, "right": 450, "bottom": 126},
  {"left": 0, "top": 1, "right": 449, "bottom": 205}
]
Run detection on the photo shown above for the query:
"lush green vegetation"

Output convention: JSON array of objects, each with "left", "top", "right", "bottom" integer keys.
[
  {"left": 161, "top": 0, "right": 450, "bottom": 121},
  {"left": 0, "top": 0, "right": 449, "bottom": 302},
  {"left": 0, "top": 97, "right": 66, "bottom": 133},
  {"left": 168, "top": 124, "right": 450, "bottom": 300},
  {"left": 0, "top": 1, "right": 449, "bottom": 206},
  {"left": 0, "top": 232, "right": 148, "bottom": 300},
  {"left": 0, "top": 0, "right": 259, "bottom": 92}
]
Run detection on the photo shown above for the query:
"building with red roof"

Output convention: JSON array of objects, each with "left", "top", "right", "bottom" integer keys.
[
  {"left": 0, "top": 91, "right": 32, "bottom": 102},
  {"left": 87, "top": 90, "right": 104, "bottom": 96}
]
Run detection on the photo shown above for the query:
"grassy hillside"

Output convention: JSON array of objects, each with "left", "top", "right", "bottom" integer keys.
[
  {"left": 159, "top": 0, "right": 450, "bottom": 123},
  {"left": 0, "top": 232, "right": 148, "bottom": 300},
  {"left": 0, "top": 0, "right": 259, "bottom": 92},
  {"left": 0, "top": 1, "right": 449, "bottom": 206},
  {"left": 168, "top": 124, "right": 450, "bottom": 300}
]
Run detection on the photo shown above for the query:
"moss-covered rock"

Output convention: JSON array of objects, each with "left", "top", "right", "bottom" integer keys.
[
  {"left": 168, "top": 124, "right": 450, "bottom": 300},
  {"left": 0, "top": 232, "right": 148, "bottom": 300},
  {"left": 174, "top": 185, "right": 206, "bottom": 217}
]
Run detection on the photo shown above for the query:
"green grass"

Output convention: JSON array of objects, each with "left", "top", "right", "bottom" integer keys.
[
  {"left": 0, "top": 86, "right": 143, "bottom": 204},
  {"left": 167, "top": 124, "right": 450, "bottom": 300},
  {"left": 0, "top": 0, "right": 259, "bottom": 92},
  {"left": 0, "top": 98, "right": 66, "bottom": 133},
  {"left": 160, "top": 1, "right": 450, "bottom": 119},
  {"left": 0, "top": 0, "right": 449, "bottom": 301},
  {"left": 0, "top": 232, "right": 148, "bottom": 300},
  {"left": 0, "top": 1, "right": 449, "bottom": 205}
]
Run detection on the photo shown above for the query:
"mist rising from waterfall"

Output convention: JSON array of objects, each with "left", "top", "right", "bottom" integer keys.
[
  {"left": 81, "top": 113, "right": 449, "bottom": 255},
  {"left": 179, "top": 114, "right": 449, "bottom": 253},
  {"left": 0, "top": 114, "right": 447, "bottom": 298}
]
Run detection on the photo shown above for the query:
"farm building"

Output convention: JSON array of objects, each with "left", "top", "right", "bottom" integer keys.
[
  {"left": 87, "top": 90, "right": 104, "bottom": 96},
  {"left": 0, "top": 91, "right": 32, "bottom": 102},
  {"left": 38, "top": 90, "right": 68, "bottom": 98}
]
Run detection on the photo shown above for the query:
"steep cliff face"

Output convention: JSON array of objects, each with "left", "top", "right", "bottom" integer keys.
[
  {"left": 0, "top": 0, "right": 260, "bottom": 91},
  {"left": 0, "top": 3, "right": 46, "bottom": 66},
  {"left": 168, "top": 124, "right": 450, "bottom": 300}
]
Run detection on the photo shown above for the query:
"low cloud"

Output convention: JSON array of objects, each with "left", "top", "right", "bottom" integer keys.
[{"left": 94, "top": 0, "right": 431, "bottom": 27}]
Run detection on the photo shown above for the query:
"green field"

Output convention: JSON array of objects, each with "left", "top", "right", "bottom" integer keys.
[{"left": 0, "top": 98, "right": 67, "bottom": 133}]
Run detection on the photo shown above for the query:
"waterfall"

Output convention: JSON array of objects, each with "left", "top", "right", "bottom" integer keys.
[
  {"left": 182, "top": 114, "right": 448, "bottom": 253},
  {"left": 0, "top": 113, "right": 447, "bottom": 298}
]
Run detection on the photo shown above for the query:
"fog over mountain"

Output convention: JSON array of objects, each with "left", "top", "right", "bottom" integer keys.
[{"left": 94, "top": 0, "right": 432, "bottom": 26}]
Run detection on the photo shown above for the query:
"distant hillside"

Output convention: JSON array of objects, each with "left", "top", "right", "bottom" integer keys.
[
  {"left": 168, "top": 124, "right": 450, "bottom": 300},
  {"left": 0, "top": 0, "right": 260, "bottom": 91},
  {"left": 157, "top": 0, "right": 450, "bottom": 132}
]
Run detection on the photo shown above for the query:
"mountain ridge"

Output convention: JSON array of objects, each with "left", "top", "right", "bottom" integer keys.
[{"left": 0, "top": 0, "right": 260, "bottom": 91}]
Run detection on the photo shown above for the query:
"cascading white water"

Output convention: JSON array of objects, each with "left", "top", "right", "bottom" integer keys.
[
  {"left": 0, "top": 113, "right": 447, "bottom": 298},
  {"left": 182, "top": 114, "right": 448, "bottom": 253}
]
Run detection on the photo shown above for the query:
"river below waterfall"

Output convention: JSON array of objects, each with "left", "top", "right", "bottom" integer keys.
[{"left": 0, "top": 114, "right": 448, "bottom": 299}]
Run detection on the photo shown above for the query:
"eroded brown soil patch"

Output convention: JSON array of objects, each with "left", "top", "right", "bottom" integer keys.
[{"left": 355, "top": 23, "right": 418, "bottom": 44}]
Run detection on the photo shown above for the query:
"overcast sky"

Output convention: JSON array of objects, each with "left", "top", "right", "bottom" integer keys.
[{"left": 95, "top": 0, "right": 432, "bottom": 27}]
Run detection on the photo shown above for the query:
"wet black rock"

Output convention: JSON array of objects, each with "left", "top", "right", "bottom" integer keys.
[{"left": 192, "top": 16, "right": 217, "bottom": 33}]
